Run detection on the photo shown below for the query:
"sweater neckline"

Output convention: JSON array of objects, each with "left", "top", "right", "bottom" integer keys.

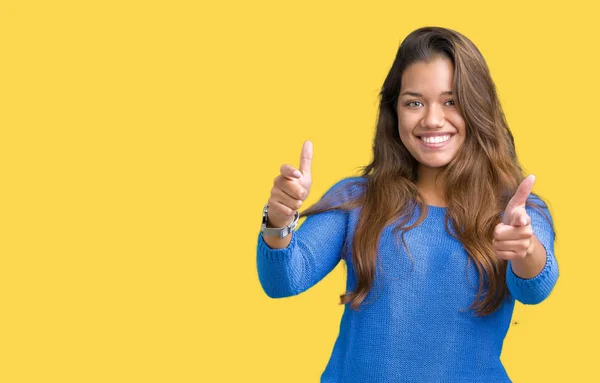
[{"left": 427, "top": 204, "right": 447, "bottom": 210}]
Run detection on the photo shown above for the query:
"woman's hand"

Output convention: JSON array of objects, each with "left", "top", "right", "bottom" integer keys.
[
  {"left": 266, "top": 140, "right": 313, "bottom": 228},
  {"left": 493, "top": 175, "right": 537, "bottom": 260}
]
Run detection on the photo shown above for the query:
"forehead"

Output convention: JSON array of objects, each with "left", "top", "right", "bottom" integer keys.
[{"left": 400, "top": 56, "right": 455, "bottom": 93}]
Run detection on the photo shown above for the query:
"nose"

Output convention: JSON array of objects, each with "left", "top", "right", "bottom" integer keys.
[{"left": 420, "top": 103, "right": 446, "bottom": 129}]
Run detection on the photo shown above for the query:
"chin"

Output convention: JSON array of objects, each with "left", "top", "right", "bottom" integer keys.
[
  {"left": 421, "top": 164, "right": 449, "bottom": 170},
  {"left": 418, "top": 157, "right": 453, "bottom": 169}
]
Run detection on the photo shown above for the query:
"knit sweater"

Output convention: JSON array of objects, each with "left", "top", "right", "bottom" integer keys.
[{"left": 256, "top": 177, "right": 559, "bottom": 383}]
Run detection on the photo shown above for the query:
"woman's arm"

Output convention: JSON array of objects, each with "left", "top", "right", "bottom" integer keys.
[
  {"left": 510, "top": 233, "right": 547, "bottom": 279},
  {"left": 505, "top": 199, "right": 559, "bottom": 304},
  {"left": 256, "top": 178, "right": 357, "bottom": 298}
]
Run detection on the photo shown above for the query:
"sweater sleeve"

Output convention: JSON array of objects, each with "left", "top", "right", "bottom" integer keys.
[
  {"left": 256, "top": 178, "right": 357, "bottom": 298},
  {"left": 505, "top": 196, "right": 559, "bottom": 304}
]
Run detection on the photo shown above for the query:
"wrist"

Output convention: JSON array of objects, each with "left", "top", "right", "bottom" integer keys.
[
  {"left": 261, "top": 203, "right": 299, "bottom": 238},
  {"left": 266, "top": 213, "right": 294, "bottom": 228},
  {"left": 525, "top": 235, "right": 537, "bottom": 257}
]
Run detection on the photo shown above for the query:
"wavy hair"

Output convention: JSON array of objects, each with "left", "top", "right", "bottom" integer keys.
[{"left": 299, "top": 26, "right": 554, "bottom": 316}]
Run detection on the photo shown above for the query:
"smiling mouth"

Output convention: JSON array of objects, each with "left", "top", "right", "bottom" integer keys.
[{"left": 417, "top": 134, "right": 453, "bottom": 144}]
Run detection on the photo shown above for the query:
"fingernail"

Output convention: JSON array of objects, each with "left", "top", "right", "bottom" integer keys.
[{"left": 293, "top": 170, "right": 302, "bottom": 178}]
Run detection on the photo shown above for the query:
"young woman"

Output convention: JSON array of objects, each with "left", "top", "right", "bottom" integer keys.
[{"left": 256, "top": 26, "right": 558, "bottom": 382}]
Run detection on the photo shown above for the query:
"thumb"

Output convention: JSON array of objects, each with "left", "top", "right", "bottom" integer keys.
[
  {"left": 510, "top": 208, "right": 531, "bottom": 227},
  {"left": 299, "top": 140, "right": 313, "bottom": 176}
]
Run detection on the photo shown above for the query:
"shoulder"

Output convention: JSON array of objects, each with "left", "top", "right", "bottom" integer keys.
[
  {"left": 526, "top": 193, "right": 553, "bottom": 219},
  {"left": 526, "top": 193, "right": 548, "bottom": 206},
  {"left": 328, "top": 176, "right": 367, "bottom": 190},
  {"left": 326, "top": 176, "right": 367, "bottom": 194},
  {"left": 322, "top": 176, "right": 367, "bottom": 204},
  {"left": 525, "top": 193, "right": 555, "bottom": 238}
]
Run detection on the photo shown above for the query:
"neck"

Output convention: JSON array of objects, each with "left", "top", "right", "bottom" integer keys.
[{"left": 417, "top": 165, "right": 446, "bottom": 207}]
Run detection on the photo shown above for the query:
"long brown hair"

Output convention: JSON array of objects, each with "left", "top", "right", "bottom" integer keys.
[{"left": 299, "top": 26, "right": 554, "bottom": 317}]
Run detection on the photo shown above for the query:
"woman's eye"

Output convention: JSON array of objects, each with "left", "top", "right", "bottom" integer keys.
[
  {"left": 445, "top": 99, "right": 456, "bottom": 106},
  {"left": 407, "top": 101, "right": 423, "bottom": 108}
]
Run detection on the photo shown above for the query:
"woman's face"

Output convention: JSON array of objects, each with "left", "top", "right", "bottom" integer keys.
[{"left": 396, "top": 56, "right": 466, "bottom": 170}]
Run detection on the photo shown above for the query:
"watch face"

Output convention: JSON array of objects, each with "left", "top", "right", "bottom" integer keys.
[{"left": 261, "top": 204, "right": 268, "bottom": 226}]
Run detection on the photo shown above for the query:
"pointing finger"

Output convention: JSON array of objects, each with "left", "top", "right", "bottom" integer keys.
[
  {"left": 507, "top": 174, "right": 535, "bottom": 210},
  {"left": 503, "top": 174, "right": 535, "bottom": 225}
]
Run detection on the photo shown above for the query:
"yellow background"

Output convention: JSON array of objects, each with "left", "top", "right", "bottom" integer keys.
[{"left": 1, "top": 0, "right": 597, "bottom": 382}]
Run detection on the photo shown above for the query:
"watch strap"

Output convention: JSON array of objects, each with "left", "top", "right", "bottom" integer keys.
[{"left": 261, "top": 203, "right": 299, "bottom": 238}]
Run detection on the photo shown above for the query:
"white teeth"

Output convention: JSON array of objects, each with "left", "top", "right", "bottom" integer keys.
[{"left": 421, "top": 134, "right": 450, "bottom": 144}]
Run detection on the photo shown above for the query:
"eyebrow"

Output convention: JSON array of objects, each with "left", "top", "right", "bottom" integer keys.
[{"left": 399, "top": 91, "right": 453, "bottom": 97}]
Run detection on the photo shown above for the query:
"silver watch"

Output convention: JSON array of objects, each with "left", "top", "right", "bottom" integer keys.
[{"left": 261, "top": 203, "right": 299, "bottom": 238}]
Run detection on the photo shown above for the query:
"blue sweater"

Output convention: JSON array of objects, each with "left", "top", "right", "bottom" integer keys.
[{"left": 256, "top": 177, "right": 559, "bottom": 382}]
